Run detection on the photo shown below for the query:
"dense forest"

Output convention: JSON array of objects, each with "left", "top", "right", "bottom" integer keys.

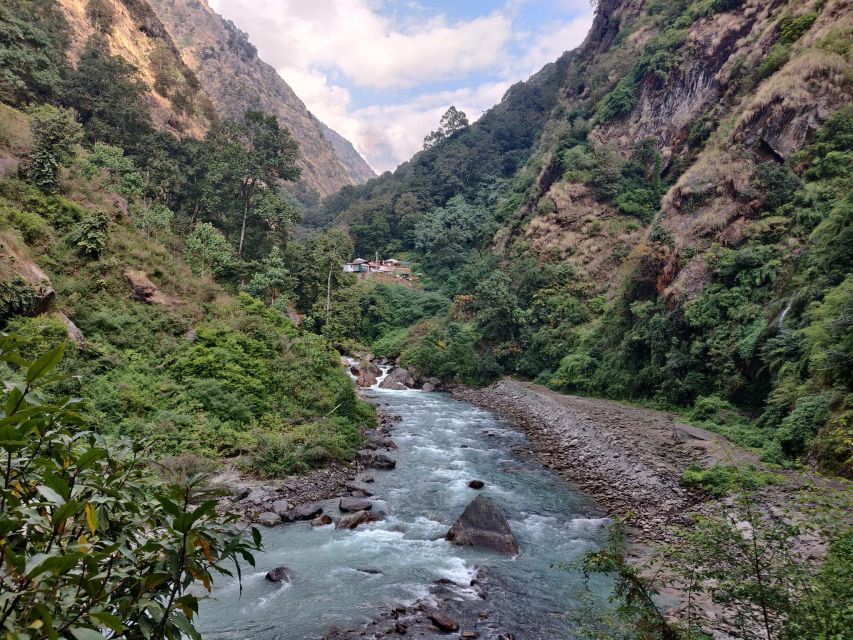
[{"left": 0, "top": 0, "right": 851, "bottom": 637}]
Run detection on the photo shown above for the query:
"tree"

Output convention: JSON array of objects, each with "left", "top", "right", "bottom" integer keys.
[
  {"left": 423, "top": 106, "right": 470, "bottom": 150},
  {"left": 0, "top": 335, "right": 260, "bottom": 640},
  {"left": 23, "top": 105, "right": 82, "bottom": 194},
  {"left": 185, "top": 222, "right": 235, "bottom": 277},
  {"left": 243, "top": 246, "right": 294, "bottom": 307},
  {"left": 209, "top": 112, "right": 301, "bottom": 258}
]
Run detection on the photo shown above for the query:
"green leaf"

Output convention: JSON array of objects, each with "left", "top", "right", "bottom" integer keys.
[
  {"left": 37, "top": 485, "right": 66, "bottom": 505},
  {"left": 89, "top": 612, "right": 123, "bottom": 634},
  {"left": 26, "top": 344, "right": 65, "bottom": 384},
  {"left": 70, "top": 627, "right": 107, "bottom": 640}
]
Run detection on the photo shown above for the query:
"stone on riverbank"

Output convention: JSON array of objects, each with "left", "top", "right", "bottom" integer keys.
[
  {"left": 257, "top": 511, "right": 281, "bottom": 527},
  {"left": 427, "top": 610, "right": 459, "bottom": 632},
  {"left": 445, "top": 496, "right": 519, "bottom": 554}
]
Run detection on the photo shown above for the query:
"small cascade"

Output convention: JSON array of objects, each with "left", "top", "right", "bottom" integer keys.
[
  {"left": 373, "top": 364, "right": 392, "bottom": 389},
  {"left": 777, "top": 299, "right": 794, "bottom": 329}
]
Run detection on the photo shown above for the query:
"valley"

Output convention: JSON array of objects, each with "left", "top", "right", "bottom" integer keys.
[{"left": 0, "top": 0, "right": 851, "bottom": 638}]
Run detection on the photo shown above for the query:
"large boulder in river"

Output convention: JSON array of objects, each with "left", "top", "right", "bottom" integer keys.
[
  {"left": 356, "top": 370, "right": 377, "bottom": 388},
  {"left": 378, "top": 377, "right": 407, "bottom": 390},
  {"left": 386, "top": 366, "right": 415, "bottom": 387},
  {"left": 265, "top": 566, "right": 293, "bottom": 583},
  {"left": 339, "top": 497, "right": 372, "bottom": 512},
  {"left": 336, "top": 509, "right": 379, "bottom": 530},
  {"left": 445, "top": 496, "right": 519, "bottom": 554}
]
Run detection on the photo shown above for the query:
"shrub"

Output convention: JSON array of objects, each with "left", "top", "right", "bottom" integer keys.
[
  {"left": 23, "top": 104, "right": 82, "bottom": 194},
  {"left": 248, "top": 417, "right": 361, "bottom": 477},
  {"left": 184, "top": 222, "right": 235, "bottom": 277},
  {"left": 0, "top": 335, "right": 260, "bottom": 639},
  {"left": 69, "top": 209, "right": 110, "bottom": 257},
  {"left": 0, "top": 276, "right": 41, "bottom": 324},
  {"left": 681, "top": 463, "right": 782, "bottom": 496},
  {"left": 776, "top": 392, "right": 832, "bottom": 456},
  {"left": 596, "top": 78, "right": 637, "bottom": 123}
]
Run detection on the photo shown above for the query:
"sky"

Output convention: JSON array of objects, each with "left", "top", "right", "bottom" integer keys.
[{"left": 207, "top": 0, "right": 596, "bottom": 173}]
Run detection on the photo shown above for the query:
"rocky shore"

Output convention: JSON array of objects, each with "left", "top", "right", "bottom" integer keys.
[
  {"left": 213, "top": 407, "right": 403, "bottom": 526},
  {"left": 452, "top": 380, "right": 728, "bottom": 542}
]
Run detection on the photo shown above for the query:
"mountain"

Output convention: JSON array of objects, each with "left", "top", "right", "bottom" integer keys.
[
  {"left": 320, "top": 122, "right": 377, "bottom": 185},
  {"left": 146, "top": 0, "right": 375, "bottom": 197},
  {"left": 55, "top": 0, "right": 216, "bottom": 138},
  {"left": 325, "top": 0, "right": 852, "bottom": 476}
]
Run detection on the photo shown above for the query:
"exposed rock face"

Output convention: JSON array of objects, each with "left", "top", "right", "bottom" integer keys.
[
  {"left": 56, "top": 312, "right": 85, "bottom": 347},
  {"left": 124, "top": 270, "right": 178, "bottom": 305},
  {"left": 264, "top": 566, "right": 293, "bottom": 583},
  {"left": 56, "top": 0, "right": 213, "bottom": 138},
  {"left": 319, "top": 122, "right": 375, "bottom": 185},
  {"left": 0, "top": 231, "right": 55, "bottom": 315},
  {"left": 147, "top": 0, "right": 374, "bottom": 196},
  {"left": 445, "top": 496, "right": 519, "bottom": 554}
]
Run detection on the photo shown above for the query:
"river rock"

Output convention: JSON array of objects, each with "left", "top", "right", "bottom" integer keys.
[
  {"left": 422, "top": 382, "right": 435, "bottom": 392},
  {"left": 445, "top": 496, "right": 519, "bottom": 554},
  {"left": 339, "top": 497, "right": 372, "bottom": 512},
  {"left": 311, "top": 514, "right": 334, "bottom": 527},
  {"left": 283, "top": 503, "right": 323, "bottom": 522},
  {"left": 468, "top": 480, "right": 485, "bottom": 489},
  {"left": 428, "top": 611, "right": 459, "bottom": 632},
  {"left": 345, "top": 482, "right": 373, "bottom": 496},
  {"left": 272, "top": 499, "right": 291, "bottom": 515},
  {"left": 357, "top": 450, "right": 397, "bottom": 469},
  {"left": 356, "top": 565, "right": 383, "bottom": 574},
  {"left": 356, "top": 370, "right": 377, "bottom": 387},
  {"left": 378, "top": 377, "right": 407, "bottom": 390},
  {"left": 264, "top": 566, "right": 293, "bottom": 583},
  {"left": 336, "top": 509, "right": 378, "bottom": 530},
  {"left": 257, "top": 511, "right": 281, "bottom": 527},
  {"left": 386, "top": 367, "right": 415, "bottom": 387}
]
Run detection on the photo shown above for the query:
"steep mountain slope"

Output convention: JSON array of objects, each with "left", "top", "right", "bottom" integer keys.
[
  {"left": 57, "top": 0, "right": 215, "bottom": 137},
  {"left": 320, "top": 122, "right": 376, "bottom": 185},
  {"left": 147, "top": 0, "right": 374, "bottom": 197},
  {"left": 331, "top": 0, "right": 852, "bottom": 474}
]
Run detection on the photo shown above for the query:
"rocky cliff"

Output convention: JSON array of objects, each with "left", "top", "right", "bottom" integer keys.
[
  {"left": 146, "top": 0, "right": 375, "bottom": 197},
  {"left": 57, "top": 0, "right": 215, "bottom": 137}
]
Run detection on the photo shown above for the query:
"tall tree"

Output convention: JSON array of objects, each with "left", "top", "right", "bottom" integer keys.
[
  {"left": 211, "top": 111, "right": 300, "bottom": 258},
  {"left": 423, "top": 106, "right": 470, "bottom": 150}
]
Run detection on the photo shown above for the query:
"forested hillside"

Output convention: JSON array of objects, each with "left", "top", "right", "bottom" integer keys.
[
  {"left": 0, "top": 0, "right": 377, "bottom": 477},
  {"left": 329, "top": 0, "right": 852, "bottom": 476}
]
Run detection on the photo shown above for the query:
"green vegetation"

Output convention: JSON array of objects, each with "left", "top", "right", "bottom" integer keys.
[
  {"left": 576, "top": 488, "right": 853, "bottom": 640},
  {"left": 0, "top": 335, "right": 260, "bottom": 639},
  {"left": 681, "top": 464, "right": 782, "bottom": 497}
]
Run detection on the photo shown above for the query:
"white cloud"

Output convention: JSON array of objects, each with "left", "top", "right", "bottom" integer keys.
[{"left": 208, "top": 0, "right": 594, "bottom": 172}]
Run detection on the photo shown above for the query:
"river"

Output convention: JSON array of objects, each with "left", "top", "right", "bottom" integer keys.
[{"left": 197, "top": 383, "right": 611, "bottom": 639}]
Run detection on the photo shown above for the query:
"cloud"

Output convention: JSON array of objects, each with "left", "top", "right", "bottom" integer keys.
[{"left": 208, "top": 0, "right": 595, "bottom": 172}]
